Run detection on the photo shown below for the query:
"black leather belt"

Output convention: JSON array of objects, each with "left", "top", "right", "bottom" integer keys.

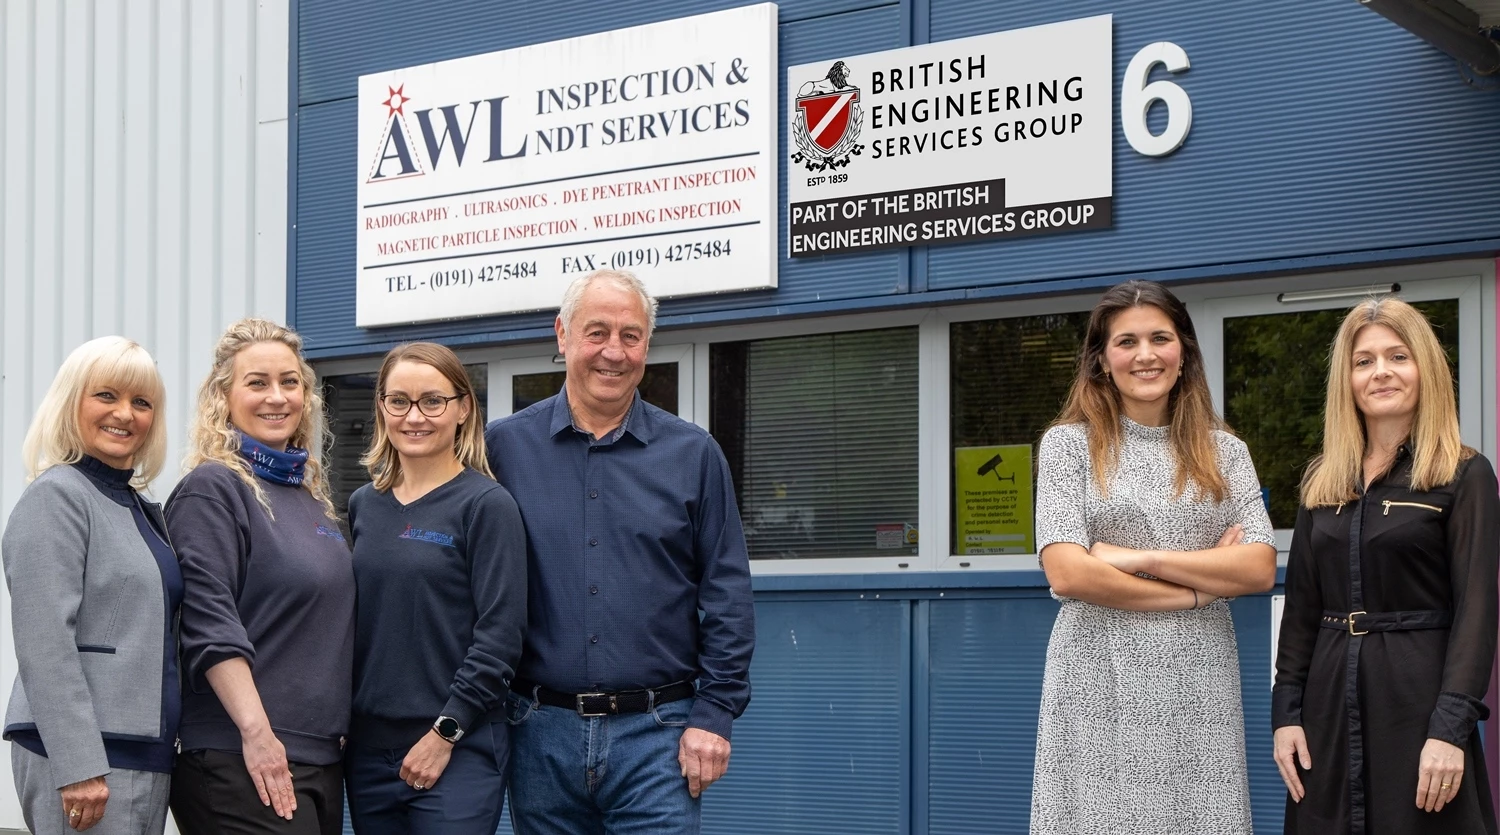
[
  {"left": 1319, "top": 609, "right": 1451, "bottom": 635},
  {"left": 514, "top": 679, "right": 695, "bottom": 717}
]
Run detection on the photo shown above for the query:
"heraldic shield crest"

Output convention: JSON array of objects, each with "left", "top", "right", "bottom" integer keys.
[{"left": 792, "top": 61, "right": 865, "bottom": 172}]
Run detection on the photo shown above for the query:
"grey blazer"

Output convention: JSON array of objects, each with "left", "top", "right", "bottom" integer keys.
[{"left": 2, "top": 464, "right": 172, "bottom": 789}]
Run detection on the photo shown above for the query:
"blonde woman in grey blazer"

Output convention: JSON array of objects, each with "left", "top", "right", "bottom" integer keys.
[{"left": 2, "top": 336, "right": 181, "bottom": 834}]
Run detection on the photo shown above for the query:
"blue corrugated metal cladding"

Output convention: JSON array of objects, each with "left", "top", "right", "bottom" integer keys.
[
  {"left": 293, "top": 0, "right": 1500, "bottom": 358},
  {"left": 299, "top": 1, "right": 1490, "bottom": 833}
]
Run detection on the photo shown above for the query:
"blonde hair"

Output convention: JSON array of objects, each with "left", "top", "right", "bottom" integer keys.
[
  {"left": 22, "top": 336, "right": 168, "bottom": 489},
  {"left": 184, "top": 318, "right": 335, "bottom": 519},
  {"left": 1053, "top": 280, "right": 1230, "bottom": 501},
  {"left": 1301, "top": 297, "right": 1467, "bottom": 507},
  {"left": 361, "top": 342, "right": 491, "bottom": 492}
]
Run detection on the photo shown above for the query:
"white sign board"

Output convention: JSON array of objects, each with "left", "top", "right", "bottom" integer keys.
[
  {"left": 356, "top": 4, "right": 778, "bottom": 327},
  {"left": 785, "top": 15, "right": 1111, "bottom": 256}
]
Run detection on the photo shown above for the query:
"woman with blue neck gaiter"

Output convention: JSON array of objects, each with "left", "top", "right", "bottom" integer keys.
[{"left": 165, "top": 319, "right": 355, "bottom": 835}]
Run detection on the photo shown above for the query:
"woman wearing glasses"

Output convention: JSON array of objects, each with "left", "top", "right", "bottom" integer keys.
[
  {"left": 166, "top": 319, "right": 354, "bottom": 834},
  {"left": 344, "top": 342, "right": 527, "bottom": 834}
]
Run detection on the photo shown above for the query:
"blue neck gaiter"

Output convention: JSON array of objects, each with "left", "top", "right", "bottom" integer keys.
[{"left": 237, "top": 433, "right": 308, "bottom": 486}]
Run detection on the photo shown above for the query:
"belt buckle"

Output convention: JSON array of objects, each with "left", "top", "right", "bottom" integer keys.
[
  {"left": 1348, "top": 610, "right": 1369, "bottom": 636},
  {"left": 575, "top": 692, "right": 615, "bottom": 717}
]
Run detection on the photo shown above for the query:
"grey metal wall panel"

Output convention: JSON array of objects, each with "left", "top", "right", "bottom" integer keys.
[
  {"left": 298, "top": 0, "right": 897, "bottom": 105},
  {"left": 292, "top": 3, "right": 907, "bottom": 355},
  {"left": 0, "top": 0, "right": 289, "bottom": 827},
  {"left": 700, "top": 599, "right": 908, "bottom": 834},
  {"left": 924, "top": 0, "right": 1500, "bottom": 292}
]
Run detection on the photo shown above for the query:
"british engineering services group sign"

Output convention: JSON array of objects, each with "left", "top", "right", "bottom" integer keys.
[
  {"left": 786, "top": 15, "right": 1111, "bottom": 257},
  {"left": 355, "top": 4, "right": 778, "bottom": 327}
]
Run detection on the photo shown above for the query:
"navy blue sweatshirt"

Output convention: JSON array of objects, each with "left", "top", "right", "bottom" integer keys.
[
  {"left": 348, "top": 468, "right": 527, "bottom": 748},
  {"left": 166, "top": 462, "right": 355, "bottom": 765}
]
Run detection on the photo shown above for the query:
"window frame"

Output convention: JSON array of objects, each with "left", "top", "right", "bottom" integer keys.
[
  {"left": 311, "top": 258, "right": 1497, "bottom": 578},
  {"left": 1194, "top": 268, "right": 1488, "bottom": 554}
]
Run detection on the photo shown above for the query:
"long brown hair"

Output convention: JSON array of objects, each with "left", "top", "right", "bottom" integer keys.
[
  {"left": 1300, "top": 297, "right": 1467, "bottom": 507},
  {"left": 361, "top": 342, "right": 491, "bottom": 492},
  {"left": 185, "top": 319, "right": 335, "bottom": 518},
  {"left": 1053, "top": 280, "right": 1230, "bottom": 501}
]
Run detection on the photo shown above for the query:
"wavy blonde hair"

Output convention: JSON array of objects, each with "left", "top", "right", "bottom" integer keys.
[
  {"left": 184, "top": 318, "right": 335, "bottom": 519},
  {"left": 1053, "top": 280, "right": 1230, "bottom": 502},
  {"left": 361, "top": 342, "right": 491, "bottom": 492},
  {"left": 1301, "top": 297, "right": 1467, "bottom": 507},
  {"left": 23, "top": 336, "right": 168, "bottom": 489}
]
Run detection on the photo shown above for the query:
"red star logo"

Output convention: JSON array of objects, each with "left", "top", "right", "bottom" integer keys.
[{"left": 382, "top": 84, "right": 410, "bottom": 118}]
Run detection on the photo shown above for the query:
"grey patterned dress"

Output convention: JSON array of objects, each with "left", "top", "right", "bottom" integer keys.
[{"left": 1030, "top": 418, "right": 1276, "bottom": 835}]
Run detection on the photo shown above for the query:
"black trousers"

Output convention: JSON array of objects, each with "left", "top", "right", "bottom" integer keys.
[{"left": 170, "top": 749, "right": 344, "bottom": 835}]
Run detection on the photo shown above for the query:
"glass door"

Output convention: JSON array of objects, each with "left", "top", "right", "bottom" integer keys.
[
  {"left": 1196, "top": 276, "right": 1483, "bottom": 546},
  {"left": 486, "top": 342, "right": 695, "bottom": 422}
]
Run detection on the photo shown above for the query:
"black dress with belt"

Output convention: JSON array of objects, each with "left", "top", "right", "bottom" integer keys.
[{"left": 1274, "top": 447, "right": 1499, "bottom": 834}]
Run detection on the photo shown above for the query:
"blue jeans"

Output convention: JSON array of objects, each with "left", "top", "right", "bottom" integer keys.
[
  {"left": 345, "top": 719, "right": 510, "bottom": 834},
  {"left": 505, "top": 691, "right": 700, "bottom": 835}
]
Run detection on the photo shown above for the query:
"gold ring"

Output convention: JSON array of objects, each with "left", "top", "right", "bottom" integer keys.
[
  {"left": 1442, "top": 782, "right": 1452, "bottom": 788},
  {"left": 68, "top": 809, "right": 80, "bottom": 817}
]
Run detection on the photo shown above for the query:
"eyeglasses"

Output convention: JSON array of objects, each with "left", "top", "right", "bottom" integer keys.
[{"left": 379, "top": 393, "right": 465, "bottom": 418}]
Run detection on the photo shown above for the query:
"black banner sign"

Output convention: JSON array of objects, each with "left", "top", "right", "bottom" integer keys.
[{"left": 788, "top": 177, "right": 1110, "bottom": 257}]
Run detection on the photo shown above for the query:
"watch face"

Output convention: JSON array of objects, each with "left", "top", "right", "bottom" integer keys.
[{"left": 437, "top": 717, "right": 460, "bottom": 739}]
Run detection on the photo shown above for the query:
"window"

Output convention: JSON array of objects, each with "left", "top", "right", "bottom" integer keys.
[
  {"left": 1223, "top": 299, "right": 1460, "bottom": 528},
  {"left": 949, "top": 313, "right": 1090, "bottom": 555},
  {"left": 711, "top": 327, "right": 919, "bottom": 561},
  {"left": 321, "top": 364, "right": 488, "bottom": 515}
]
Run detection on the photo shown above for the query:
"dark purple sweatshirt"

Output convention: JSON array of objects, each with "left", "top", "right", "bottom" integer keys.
[{"left": 166, "top": 462, "right": 355, "bottom": 765}]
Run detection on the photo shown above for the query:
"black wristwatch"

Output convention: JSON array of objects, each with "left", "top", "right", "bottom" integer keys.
[{"left": 433, "top": 716, "right": 464, "bottom": 744}]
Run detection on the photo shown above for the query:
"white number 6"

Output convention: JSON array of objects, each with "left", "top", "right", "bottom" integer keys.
[{"left": 1122, "top": 42, "right": 1192, "bottom": 158}]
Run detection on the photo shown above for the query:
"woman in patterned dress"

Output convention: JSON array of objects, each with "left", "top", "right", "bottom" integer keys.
[
  {"left": 1030, "top": 280, "right": 1277, "bottom": 835},
  {"left": 1273, "top": 298, "right": 1497, "bottom": 834}
]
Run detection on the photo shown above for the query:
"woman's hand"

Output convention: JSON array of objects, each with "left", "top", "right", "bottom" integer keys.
[
  {"left": 58, "top": 776, "right": 107, "bottom": 831},
  {"left": 1416, "top": 738, "right": 1464, "bottom": 812},
  {"left": 1216, "top": 524, "right": 1244, "bottom": 549},
  {"left": 1273, "top": 725, "right": 1312, "bottom": 802},
  {"left": 241, "top": 725, "right": 296, "bottom": 820},
  {"left": 400, "top": 730, "right": 455, "bottom": 792},
  {"left": 1089, "top": 542, "right": 1150, "bottom": 575}
]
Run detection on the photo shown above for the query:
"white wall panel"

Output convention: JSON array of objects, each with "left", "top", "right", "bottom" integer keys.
[{"left": 0, "top": 0, "right": 289, "bottom": 827}]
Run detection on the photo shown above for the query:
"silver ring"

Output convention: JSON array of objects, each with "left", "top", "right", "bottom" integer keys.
[{"left": 414, "top": 783, "right": 425, "bottom": 790}]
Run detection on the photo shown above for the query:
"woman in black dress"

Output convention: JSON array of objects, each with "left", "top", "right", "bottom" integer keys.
[{"left": 1273, "top": 296, "right": 1499, "bottom": 834}]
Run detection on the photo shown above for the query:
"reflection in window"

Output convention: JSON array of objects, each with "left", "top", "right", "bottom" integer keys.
[
  {"left": 1224, "top": 299, "right": 1459, "bottom": 528},
  {"left": 512, "top": 363, "right": 680, "bottom": 415},
  {"left": 950, "top": 313, "right": 1090, "bottom": 555},
  {"left": 321, "top": 364, "right": 488, "bottom": 516},
  {"left": 711, "top": 328, "right": 919, "bottom": 560}
]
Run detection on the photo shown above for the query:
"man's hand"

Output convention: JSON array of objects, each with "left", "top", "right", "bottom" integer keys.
[{"left": 678, "top": 728, "right": 731, "bottom": 798}]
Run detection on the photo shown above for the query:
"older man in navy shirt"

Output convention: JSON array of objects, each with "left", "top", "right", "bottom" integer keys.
[{"left": 486, "top": 269, "right": 755, "bottom": 834}]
